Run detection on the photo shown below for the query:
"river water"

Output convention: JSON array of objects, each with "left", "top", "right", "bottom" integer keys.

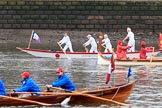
[{"left": 0, "top": 51, "right": 162, "bottom": 108}]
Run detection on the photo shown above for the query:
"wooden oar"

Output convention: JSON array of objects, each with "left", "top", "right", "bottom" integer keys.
[
  {"left": 13, "top": 91, "right": 130, "bottom": 106},
  {"left": 150, "top": 47, "right": 154, "bottom": 66},
  {"left": 102, "top": 45, "right": 114, "bottom": 53},
  {"left": 82, "top": 44, "right": 88, "bottom": 53},
  {"left": 57, "top": 42, "right": 70, "bottom": 59},
  {"left": 102, "top": 45, "right": 109, "bottom": 52},
  {"left": 48, "top": 87, "right": 130, "bottom": 106},
  {"left": 0, "top": 95, "right": 52, "bottom": 106}
]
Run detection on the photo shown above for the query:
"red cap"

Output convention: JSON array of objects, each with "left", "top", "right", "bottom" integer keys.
[
  {"left": 141, "top": 41, "right": 146, "bottom": 46},
  {"left": 117, "top": 40, "right": 122, "bottom": 45},
  {"left": 21, "top": 72, "right": 30, "bottom": 77},
  {"left": 56, "top": 67, "right": 63, "bottom": 73}
]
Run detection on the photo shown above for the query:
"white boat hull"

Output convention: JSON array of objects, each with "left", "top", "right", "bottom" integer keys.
[{"left": 16, "top": 47, "right": 161, "bottom": 59}]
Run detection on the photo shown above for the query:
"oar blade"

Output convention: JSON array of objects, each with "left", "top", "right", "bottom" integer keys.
[{"left": 60, "top": 96, "right": 71, "bottom": 106}]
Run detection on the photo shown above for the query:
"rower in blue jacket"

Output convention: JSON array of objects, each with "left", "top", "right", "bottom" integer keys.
[
  {"left": 14, "top": 71, "right": 40, "bottom": 92},
  {"left": 46, "top": 67, "right": 76, "bottom": 91},
  {"left": 0, "top": 79, "right": 6, "bottom": 95}
]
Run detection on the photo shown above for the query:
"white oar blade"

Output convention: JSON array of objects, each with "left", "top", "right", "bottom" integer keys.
[{"left": 61, "top": 97, "right": 71, "bottom": 106}]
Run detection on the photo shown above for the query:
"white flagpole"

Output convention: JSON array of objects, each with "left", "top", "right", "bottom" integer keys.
[{"left": 27, "top": 30, "right": 34, "bottom": 49}]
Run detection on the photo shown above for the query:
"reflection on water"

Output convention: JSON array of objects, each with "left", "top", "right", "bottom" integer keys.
[{"left": 0, "top": 51, "right": 162, "bottom": 108}]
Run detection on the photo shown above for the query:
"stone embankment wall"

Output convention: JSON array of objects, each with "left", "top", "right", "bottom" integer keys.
[{"left": 0, "top": 0, "right": 161, "bottom": 51}]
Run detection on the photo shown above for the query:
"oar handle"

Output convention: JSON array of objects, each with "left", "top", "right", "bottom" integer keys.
[
  {"left": 0, "top": 95, "right": 52, "bottom": 106},
  {"left": 49, "top": 86, "right": 72, "bottom": 92}
]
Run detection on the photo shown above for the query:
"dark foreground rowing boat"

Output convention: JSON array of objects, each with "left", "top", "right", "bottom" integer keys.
[{"left": 0, "top": 81, "right": 136, "bottom": 107}]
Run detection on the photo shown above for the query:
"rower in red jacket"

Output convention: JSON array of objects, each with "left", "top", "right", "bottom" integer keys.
[
  {"left": 116, "top": 40, "right": 131, "bottom": 59},
  {"left": 139, "top": 41, "right": 147, "bottom": 59}
]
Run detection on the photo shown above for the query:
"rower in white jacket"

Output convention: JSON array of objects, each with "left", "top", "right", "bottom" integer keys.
[
  {"left": 123, "top": 27, "right": 135, "bottom": 52},
  {"left": 58, "top": 32, "right": 74, "bottom": 52},
  {"left": 102, "top": 34, "right": 112, "bottom": 53},
  {"left": 83, "top": 35, "right": 98, "bottom": 53}
]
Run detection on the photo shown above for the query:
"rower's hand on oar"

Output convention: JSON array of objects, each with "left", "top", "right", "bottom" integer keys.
[
  {"left": 46, "top": 85, "right": 52, "bottom": 92},
  {"left": 11, "top": 89, "right": 16, "bottom": 93},
  {"left": 46, "top": 84, "right": 52, "bottom": 89},
  {"left": 83, "top": 44, "right": 86, "bottom": 47},
  {"left": 57, "top": 42, "right": 61, "bottom": 45},
  {"left": 122, "top": 40, "right": 126, "bottom": 44}
]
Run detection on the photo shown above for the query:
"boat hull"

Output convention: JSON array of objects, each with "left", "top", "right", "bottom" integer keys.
[
  {"left": 98, "top": 52, "right": 162, "bottom": 65},
  {"left": 16, "top": 47, "right": 161, "bottom": 59},
  {"left": 0, "top": 81, "right": 136, "bottom": 106}
]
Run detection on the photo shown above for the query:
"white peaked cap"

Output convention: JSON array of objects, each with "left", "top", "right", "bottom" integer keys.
[
  {"left": 87, "top": 34, "right": 92, "bottom": 37},
  {"left": 127, "top": 27, "right": 131, "bottom": 31}
]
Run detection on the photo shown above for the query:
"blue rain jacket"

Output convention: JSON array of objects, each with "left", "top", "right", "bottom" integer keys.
[
  {"left": 15, "top": 77, "right": 40, "bottom": 92},
  {"left": 51, "top": 73, "right": 76, "bottom": 91},
  {"left": 0, "top": 80, "right": 6, "bottom": 95}
]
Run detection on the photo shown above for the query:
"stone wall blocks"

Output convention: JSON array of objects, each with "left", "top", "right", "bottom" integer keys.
[
  {"left": 0, "top": 15, "right": 3, "bottom": 19},
  {"left": 49, "top": 24, "right": 58, "bottom": 28},
  {"left": 0, "top": 0, "right": 161, "bottom": 31},
  {"left": 77, "top": 15, "right": 86, "bottom": 20},
  {"left": 58, "top": 24, "right": 68, "bottom": 29},
  {"left": 77, "top": 6, "right": 86, "bottom": 11},
  {"left": 95, "top": 6, "right": 104, "bottom": 11},
  {"left": 154, "top": 20, "right": 162, "bottom": 24},
  {"left": 30, "top": 6, "right": 40, "bottom": 10},
  {"left": 58, "top": 6, "right": 67, "bottom": 11},
  {"left": 16, "top": 1, "right": 25, "bottom": 5},
  {"left": 62, "top": 11, "right": 71, "bottom": 15},
  {"left": 53, "top": 11, "right": 62, "bottom": 14},
  {"left": 86, "top": 25, "right": 94, "bottom": 29},
  {"left": 94, "top": 25, "right": 103, "bottom": 29},
  {"left": 98, "top": 20, "right": 107, "bottom": 24},
  {"left": 12, "top": 24, "right": 21, "bottom": 28},
  {"left": 0, "top": 1, "right": 7, "bottom": 5},
  {"left": 90, "top": 20, "right": 99, "bottom": 24},
  {"left": 3, "top": 15, "right": 12, "bottom": 19},
  {"left": 21, "top": 24, "right": 30, "bottom": 28},
  {"left": 71, "top": 11, "right": 80, "bottom": 15},
  {"left": 145, "top": 20, "right": 154, "bottom": 25},
  {"left": 39, "top": 24, "right": 49, "bottom": 28},
  {"left": 21, "top": 15, "right": 30, "bottom": 19},
  {"left": 12, "top": 15, "right": 21, "bottom": 19},
  {"left": 39, "top": 6, "right": 49, "bottom": 10},
  {"left": 80, "top": 11, "right": 90, "bottom": 15},
  {"left": 40, "top": 15, "right": 49, "bottom": 20},
  {"left": 103, "top": 6, "right": 113, "bottom": 11},
  {"left": 3, "top": 24, "right": 12, "bottom": 28},
  {"left": 0, "top": 20, "right": 7, "bottom": 24},
  {"left": 16, "top": 20, "right": 26, "bottom": 24},
  {"left": 126, "top": 20, "right": 135, "bottom": 25},
  {"left": 30, "top": 15, "right": 40, "bottom": 19},
  {"left": 77, "top": 25, "right": 85, "bottom": 29},
  {"left": 71, "top": 20, "right": 81, "bottom": 24},
  {"left": 31, "top": 24, "right": 40, "bottom": 28},
  {"left": 48, "top": 15, "right": 57, "bottom": 20},
  {"left": 71, "top": 1, "right": 80, "bottom": 6},
  {"left": 67, "top": 6, "right": 76, "bottom": 11},
  {"left": 81, "top": 20, "right": 89, "bottom": 24},
  {"left": 67, "top": 25, "right": 76, "bottom": 29},
  {"left": 7, "top": 10, "right": 17, "bottom": 14}
]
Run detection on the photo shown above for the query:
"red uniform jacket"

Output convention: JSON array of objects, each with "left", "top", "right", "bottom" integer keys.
[
  {"left": 116, "top": 46, "right": 130, "bottom": 59},
  {"left": 140, "top": 47, "right": 147, "bottom": 59}
]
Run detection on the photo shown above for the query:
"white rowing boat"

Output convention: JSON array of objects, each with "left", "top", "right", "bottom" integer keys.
[{"left": 16, "top": 47, "right": 161, "bottom": 59}]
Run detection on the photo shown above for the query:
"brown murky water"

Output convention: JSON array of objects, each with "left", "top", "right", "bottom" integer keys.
[{"left": 0, "top": 51, "right": 162, "bottom": 108}]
